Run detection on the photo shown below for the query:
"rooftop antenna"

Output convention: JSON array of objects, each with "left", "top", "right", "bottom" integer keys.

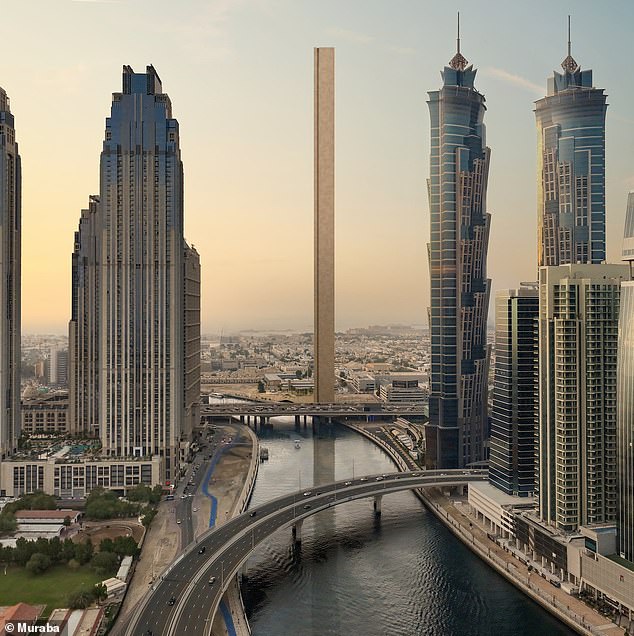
[
  {"left": 457, "top": 11, "right": 461, "bottom": 54},
  {"left": 449, "top": 11, "right": 468, "bottom": 71},
  {"left": 561, "top": 14, "right": 578, "bottom": 73},
  {"left": 567, "top": 14, "right": 571, "bottom": 57}
]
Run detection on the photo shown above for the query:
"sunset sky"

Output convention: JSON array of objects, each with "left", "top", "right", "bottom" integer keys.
[{"left": 3, "top": 0, "right": 634, "bottom": 333}]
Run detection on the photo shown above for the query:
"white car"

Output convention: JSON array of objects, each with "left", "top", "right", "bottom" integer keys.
[
  {"left": 193, "top": 507, "right": 199, "bottom": 512},
  {"left": 176, "top": 519, "right": 182, "bottom": 524}
]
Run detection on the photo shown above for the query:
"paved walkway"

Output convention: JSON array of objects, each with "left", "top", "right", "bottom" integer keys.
[{"left": 427, "top": 490, "right": 624, "bottom": 636}]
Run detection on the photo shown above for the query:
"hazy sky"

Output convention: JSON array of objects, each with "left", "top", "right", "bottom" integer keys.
[{"left": 3, "top": 0, "right": 634, "bottom": 333}]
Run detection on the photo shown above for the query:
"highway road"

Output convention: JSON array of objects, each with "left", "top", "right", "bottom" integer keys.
[
  {"left": 119, "top": 469, "right": 487, "bottom": 636},
  {"left": 200, "top": 401, "right": 427, "bottom": 418}
]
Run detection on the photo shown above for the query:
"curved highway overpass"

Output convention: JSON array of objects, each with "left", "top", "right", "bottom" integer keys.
[{"left": 121, "top": 469, "right": 487, "bottom": 636}]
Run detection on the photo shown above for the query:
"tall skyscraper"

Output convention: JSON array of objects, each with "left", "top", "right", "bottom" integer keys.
[
  {"left": 426, "top": 29, "right": 491, "bottom": 469},
  {"left": 0, "top": 88, "right": 21, "bottom": 462},
  {"left": 69, "top": 195, "right": 100, "bottom": 437},
  {"left": 314, "top": 47, "right": 335, "bottom": 404},
  {"left": 489, "top": 284, "right": 538, "bottom": 497},
  {"left": 617, "top": 193, "right": 634, "bottom": 561},
  {"left": 535, "top": 20, "right": 608, "bottom": 267},
  {"left": 69, "top": 66, "right": 200, "bottom": 483},
  {"left": 539, "top": 264, "right": 627, "bottom": 531}
]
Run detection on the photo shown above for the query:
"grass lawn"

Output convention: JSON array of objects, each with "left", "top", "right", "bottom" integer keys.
[{"left": 0, "top": 564, "right": 104, "bottom": 616}]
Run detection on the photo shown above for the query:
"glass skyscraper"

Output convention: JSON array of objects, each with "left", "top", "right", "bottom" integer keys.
[
  {"left": 426, "top": 42, "right": 491, "bottom": 469},
  {"left": 489, "top": 285, "right": 538, "bottom": 496},
  {"left": 535, "top": 40, "right": 607, "bottom": 267},
  {"left": 0, "top": 88, "right": 21, "bottom": 465},
  {"left": 617, "top": 193, "right": 634, "bottom": 561},
  {"left": 69, "top": 66, "right": 200, "bottom": 484}
]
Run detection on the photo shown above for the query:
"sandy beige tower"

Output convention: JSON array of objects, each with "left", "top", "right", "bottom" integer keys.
[{"left": 314, "top": 47, "right": 335, "bottom": 404}]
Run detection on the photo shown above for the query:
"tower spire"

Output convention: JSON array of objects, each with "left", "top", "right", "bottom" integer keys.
[
  {"left": 457, "top": 11, "right": 460, "bottom": 54},
  {"left": 449, "top": 11, "right": 468, "bottom": 71},
  {"left": 561, "top": 14, "right": 578, "bottom": 73}
]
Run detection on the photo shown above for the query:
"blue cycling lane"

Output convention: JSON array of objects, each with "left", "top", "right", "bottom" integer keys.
[{"left": 200, "top": 428, "right": 242, "bottom": 636}]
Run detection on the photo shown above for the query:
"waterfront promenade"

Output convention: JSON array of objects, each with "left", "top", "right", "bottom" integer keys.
[{"left": 345, "top": 420, "right": 625, "bottom": 636}]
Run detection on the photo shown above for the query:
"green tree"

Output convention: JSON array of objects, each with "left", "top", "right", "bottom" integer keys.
[
  {"left": 14, "top": 537, "right": 33, "bottom": 566},
  {"left": 2, "top": 491, "right": 56, "bottom": 516},
  {"left": 126, "top": 484, "right": 152, "bottom": 502},
  {"left": 0, "top": 513, "right": 17, "bottom": 534},
  {"left": 67, "top": 587, "right": 95, "bottom": 610},
  {"left": 112, "top": 535, "right": 138, "bottom": 557},
  {"left": 90, "top": 551, "right": 119, "bottom": 575},
  {"left": 61, "top": 538, "right": 76, "bottom": 562},
  {"left": 47, "top": 537, "right": 62, "bottom": 563},
  {"left": 26, "top": 552, "right": 51, "bottom": 575},
  {"left": 257, "top": 381, "right": 265, "bottom": 393},
  {"left": 140, "top": 506, "right": 157, "bottom": 528},
  {"left": 150, "top": 485, "right": 164, "bottom": 504},
  {"left": 99, "top": 538, "right": 115, "bottom": 553},
  {"left": 63, "top": 515, "right": 71, "bottom": 527},
  {"left": 75, "top": 539, "right": 93, "bottom": 565},
  {"left": 93, "top": 582, "right": 108, "bottom": 604}
]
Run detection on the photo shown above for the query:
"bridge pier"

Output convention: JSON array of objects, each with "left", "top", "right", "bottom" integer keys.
[
  {"left": 295, "top": 415, "right": 300, "bottom": 427},
  {"left": 292, "top": 519, "right": 303, "bottom": 544},
  {"left": 373, "top": 494, "right": 382, "bottom": 517}
]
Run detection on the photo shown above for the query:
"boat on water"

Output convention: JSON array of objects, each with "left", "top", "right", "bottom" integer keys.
[{"left": 294, "top": 439, "right": 301, "bottom": 449}]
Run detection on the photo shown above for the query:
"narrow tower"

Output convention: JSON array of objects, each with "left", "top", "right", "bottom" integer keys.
[
  {"left": 0, "top": 87, "right": 21, "bottom": 463},
  {"left": 535, "top": 17, "right": 608, "bottom": 266},
  {"left": 617, "top": 193, "right": 634, "bottom": 561},
  {"left": 314, "top": 48, "right": 335, "bottom": 404},
  {"left": 426, "top": 18, "right": 491, "bottom": 468}
]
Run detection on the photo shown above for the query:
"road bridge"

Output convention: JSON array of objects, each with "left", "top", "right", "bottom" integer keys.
[
  {"left": 120, "top": 469, "right": 486, "bottom": 636},
  {"left": 200, "top": 401, "right": 427, "bottom": 420}
]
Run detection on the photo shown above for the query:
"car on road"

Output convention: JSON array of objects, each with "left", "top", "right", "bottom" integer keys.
[
  {"left": 303, "top": 491, "right": 312, "bottom": 496},
  {"left": 180, "top": 495, "right": 187, "bottom": 499},
  {"left": 375, "top": 476, "right": 384, "bottom": 481},
  {"left": 344, "top": 481, "right": 352, "bottom": 486},
  {"left": 193, "top": 507, "right": 199, "bottom": 512},
  {"left": 198, "top": 547, "right": 206, "bottom": 554},
  {"left": 303, "top": 504, "right": 311, "bottom": 509},
  {"left": 249, "top": 511, "right": 257, "bottom": 517},
  {"left": 168, "top": 597, "right": 176, "bottom": 606},
  {"left": 208, "top": 576, "right": 216, "bottom": 585},
  {"left": 176, "top": 519, "right": 182, "bottom": 524},
  {"left": 359, "top": 477, "right": 368, "bottom": 482}
]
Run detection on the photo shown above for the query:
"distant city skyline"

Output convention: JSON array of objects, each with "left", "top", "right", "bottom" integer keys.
[{"left": 3, "top": 0, "right": 634, "bottom": 333}]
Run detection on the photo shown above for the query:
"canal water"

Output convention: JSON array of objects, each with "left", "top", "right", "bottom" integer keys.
[{"left": 240, "top": 418, "right": 574, "bottom": 636}]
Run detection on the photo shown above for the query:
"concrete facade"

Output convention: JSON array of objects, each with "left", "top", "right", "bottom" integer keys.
[
  {"left": 68, "top": 66, "right": 200, "bottom": 485},
  {"left": 0, "top": 455, "right": 161, "bottom": 498},
  {"left": 539, "top": 264, "right": 628, "bottom": 531},
  {"left": 314, "top": 47, "right": 335, "bottom": 404}
]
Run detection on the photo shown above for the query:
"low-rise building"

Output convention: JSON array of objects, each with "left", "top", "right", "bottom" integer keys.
[
  {"left": 468, "top": 482, "right": 536, "bottom": 539},
  {"left": 376, "top": 374, "right": 427, "bottom": 404},
  {"left": 21, "top": 392, "right": 69, "bottom": 436},
  {"left": 14, "top": 509, "right": 80, "bottom": 525},
  {"left": 0, "top": 456, "right": 161, "bottom": 498},
  {"left": 350, "top": 373, "right": 375, "bottom": 393}
]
